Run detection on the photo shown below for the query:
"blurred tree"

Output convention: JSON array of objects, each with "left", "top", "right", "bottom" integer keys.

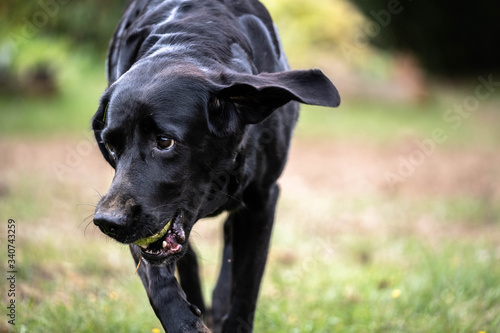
[
  {"left": 1, "top": 0, "right": 126, "bottom": 52},
  {"left": 349, "top": 0, "right": 500, "bottom": 77},
  {"left": 0, "top": 0, "right": 128, "bottom": 95}
]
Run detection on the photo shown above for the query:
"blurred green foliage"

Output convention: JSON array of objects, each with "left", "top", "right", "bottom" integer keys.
[
  {"left": 0, "top": 36, "right": 105, "bottom": 136},
  {"left": 262, "top": 0, "right": 364, "bottom": 61},
  {"left": 1, "top": 0, "right": 367, "bottom": 98},
  {"left": 1, "top": 0, "right": 125, "bottom": 52},
  {"left": 0, "top": 0, "right": 360, "bottom": 55},
  {"left": 0, "top": 0, "right": 365, "bottom": 71},
  {"left": 0, "top": 0, "right": 126, "bottom": 99},
  {"left": 3, "top": 0, "right": 498, "bottom": 80}
]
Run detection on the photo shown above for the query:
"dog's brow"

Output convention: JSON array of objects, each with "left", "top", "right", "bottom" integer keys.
[
  {"left": 142, "top": 113, "right": 186, "bottom": 142},
  {"left": 101, "top": 127, "right": 124, "bottom": 146}
]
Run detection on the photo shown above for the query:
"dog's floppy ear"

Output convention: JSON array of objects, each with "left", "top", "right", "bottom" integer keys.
[
  {"left": 92, "top": 88, "right": 115, "bottom": 166},
  {"left": 208, "top": 69, "right": 340, "bottom": 136}
]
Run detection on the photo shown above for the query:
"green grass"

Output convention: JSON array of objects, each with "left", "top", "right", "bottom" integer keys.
[
  {"left": 14, "top": 236, "right": 163, "bottom": 332},
  {"left": 258, "top": 240, "right": 500, "bottom": 332},
  {"left": 296, "top": 98, "right": 500, "bottom": 148},
  {"left": 252, "top": 194, "right": 500, "bottom": 333}
]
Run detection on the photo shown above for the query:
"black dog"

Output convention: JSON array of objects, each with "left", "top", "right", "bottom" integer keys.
[{"left": 92, "top": 0, "right": 340, "bottom": 331}]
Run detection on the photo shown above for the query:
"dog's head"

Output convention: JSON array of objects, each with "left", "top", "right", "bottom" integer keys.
[{"left": 92, "top": 61, "right": 339, "bottom": 265}]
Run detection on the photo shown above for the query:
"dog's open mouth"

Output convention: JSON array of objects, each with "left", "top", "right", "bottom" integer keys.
[{"left": 134, "top": 213, "right": 186, "bottom": 261}]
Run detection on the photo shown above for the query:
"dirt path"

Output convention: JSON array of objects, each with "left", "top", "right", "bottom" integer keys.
[{"left": 284, "top": 139, "right": 500, "bottom": 200}]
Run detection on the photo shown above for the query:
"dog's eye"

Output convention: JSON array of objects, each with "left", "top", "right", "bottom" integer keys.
[
  {"left": 105, "top": 143, "right": 116, "bottom": 158},
  {"left": 156, "top": 136, "right": 175, "bottom": 150}
]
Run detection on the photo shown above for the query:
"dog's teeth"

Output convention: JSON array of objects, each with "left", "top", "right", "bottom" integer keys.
[
  {"left": 162, "top": 241, "right": 167, "bottom": 248},
  {"left": 140, "top": 245, "right": 147, "bottom": 250}
]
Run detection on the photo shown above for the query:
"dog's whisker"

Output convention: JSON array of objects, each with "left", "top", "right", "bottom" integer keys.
[
  {"left": 79, "top": 213, "right": 96, "bottom": 229},
  {"left": 76, "top": 203, "right": 97, "bottom": 208},
  {"left": 83, "top": 219, "right": 98, "bottom": 239},
  {"left": 88, "top": 186, "right": 103, "bottom": 199}
]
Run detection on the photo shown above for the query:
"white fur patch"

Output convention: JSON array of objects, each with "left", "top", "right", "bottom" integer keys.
[
  {"left": 159, "top": 4, "right": 180, "bottom": 25},
  {"left": 147, "top": 43, "right": 190, "bottom": 58},
  {"left": 230, "top": 44, "right": 254, "bottom": 74}
]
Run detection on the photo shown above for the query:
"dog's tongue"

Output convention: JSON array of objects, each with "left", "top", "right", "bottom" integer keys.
[{"left": 161, "top": 216, "right": 186, "bottom": 254}]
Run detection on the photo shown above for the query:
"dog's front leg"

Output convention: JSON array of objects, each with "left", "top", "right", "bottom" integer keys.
[
  {"left": 221, "top": 183, "right": 280, "bottom": 333},
  {"left": 177, "top": 242, "right": 206, "bottom": 316},
  {"left": 130, "top": 246, "right": 210, "bottom": 333}
]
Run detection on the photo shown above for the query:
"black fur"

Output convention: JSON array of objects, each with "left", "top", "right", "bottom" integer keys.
[{"left": 92, "top": 0, "right": 340, "bottom": 332}]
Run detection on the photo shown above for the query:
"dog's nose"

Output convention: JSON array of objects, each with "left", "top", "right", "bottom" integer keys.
[{"left": 93, "top": 212, "right": 126, "bottom": 237}]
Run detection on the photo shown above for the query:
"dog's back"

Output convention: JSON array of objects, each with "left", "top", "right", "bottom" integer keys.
[{"left": 107, "top": 0, "right": 289, "bottom": 84}]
